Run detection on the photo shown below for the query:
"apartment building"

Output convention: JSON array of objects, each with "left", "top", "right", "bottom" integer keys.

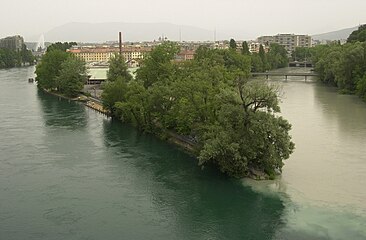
[
  {"left": 257, "top": 34, "right": 312, "bottom": 54},
  {"left": 247, "top": 41, "right": 269, "bottom": 54},
  {"left": 0, "top": 35, "right": 24, "bottom": 51}
]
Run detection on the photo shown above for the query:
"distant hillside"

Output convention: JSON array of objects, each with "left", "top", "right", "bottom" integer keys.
[
  {"left": 312, "top": 26, "right": 358, "bottom": 41},
  {"left": 43, "top": 22, "right": 222, "bottom": 43}
]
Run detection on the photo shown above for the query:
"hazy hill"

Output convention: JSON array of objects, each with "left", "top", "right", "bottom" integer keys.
[
  {"left": 43, "top": 22, "right": 221, "bottom": 43},
  {"left": 312, "top": 26, "right": 358, "bottom": 41}
]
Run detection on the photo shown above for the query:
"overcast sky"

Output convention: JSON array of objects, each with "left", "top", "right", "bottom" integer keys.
[{"left": 1, "top": 0, "right": 366, "bottom": 41}]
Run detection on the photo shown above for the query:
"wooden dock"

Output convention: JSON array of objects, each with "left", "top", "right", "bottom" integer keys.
[{"left": 85, "top": 100, "right": 110, "bottom": 116}]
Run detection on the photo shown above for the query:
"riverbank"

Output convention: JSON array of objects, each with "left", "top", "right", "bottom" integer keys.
[{"left": 41, "top": 88, "right": 111, "bottom": 116}]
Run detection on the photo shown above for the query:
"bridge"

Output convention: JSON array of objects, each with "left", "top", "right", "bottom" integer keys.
[
  {"left": 288, "top": 61, "right": 313, "bottom": 67},
  {"left": 251, "top": 72, "right": 319, "bottom": 81}
]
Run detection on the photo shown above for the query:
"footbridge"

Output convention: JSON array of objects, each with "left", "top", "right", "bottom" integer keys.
[{"left": 251, "top": 72, "right": 319, "bottom": 81}]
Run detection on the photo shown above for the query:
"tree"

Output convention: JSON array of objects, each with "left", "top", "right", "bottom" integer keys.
[
  {"left": 198, "top": 80, "right": 294, "bottom": 178},
  {"left": 311, "top": 40, "right": 366, "bottom": 100},
  {"left": 46, "top": 42, "right": 77, "bottom": 52},
  {"left": 56, "top": 57, "right": 87, "bottom": 97},
  {"left": 250, "top": 53, "right": 264, "bottom": 72},
  {"left": 20, "top": 44, "right": 35, "bottom": 65},
  {"left": 102, "top": 44, "right": 295, "bottom": 179},
  {"left": 102, "top": 78, "right": 128, "bottom": 112},
  {"left": 267, "top": 43, "right": 289, "bottom": 69},
  {"left": 229, "top": 38, "right": 237, "bottom": 50},
  {"left": 241, "top": 41, "right": 250, "bottom": 55},
  {"left": 107, "top": 54, "right": 132, "bottom": 82},
  {"left": 347, "top": 24, "right": 366, "bottom": 43},
  {"left": 259, "top": 45, "right": 266, "bottom": 62},
  {"left": 291, "top": 47, "right": 311, "bottom": 62},
  {"left": 35, "top": 50, "right": 70, "bottom": 89},
  {"left": 136, "top": 41, "right": 180, "bottom": 88},
  {"left": 0, "top": 45, "right": 34, "bottom": 69},
  {"left": 0, "top": 49, "right": 18, "bottom": 68}
]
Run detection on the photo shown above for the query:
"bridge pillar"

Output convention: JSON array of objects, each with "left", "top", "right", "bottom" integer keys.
[
  {"left": 285, "top": 75, "right": 288, "bottom": 81},
  {"left": 266, "top": 74, "right": 269, "bottom": 80}
]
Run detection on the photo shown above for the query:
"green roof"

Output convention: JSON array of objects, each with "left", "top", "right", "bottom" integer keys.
[
  {"left": 87, "top": 67, "right": 139, "bottom": 80},
  {"left": 88, "top": 68, "right": 108, "bottom": 80}
]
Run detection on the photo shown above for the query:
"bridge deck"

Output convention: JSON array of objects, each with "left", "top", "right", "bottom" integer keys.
[{"left": 252, "top": 72, "right": 318, "bottom": 77}]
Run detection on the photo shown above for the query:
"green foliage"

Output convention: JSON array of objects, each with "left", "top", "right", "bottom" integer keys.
[
  {"left": 356, "top": 74, "right": 366, "bottom": 101},
  {"left": 229, "top": 38, "right": 237, "bottom": 50},
  {"left": 292, "top": 47, "right": 311, "bottom": 61},
  {"left": 136, "top": 41, "right": 180, "bottom": 88},
  {"left": 101, "top": 78, "right": 128, "bottom": 113},
  {"left": 56, "top": 57, "right": 86, "bottom": 97},
  {"left": 347, "top": 24, "right": 366, "bottom": 43},
  {"left": 36, "top": 49, "right": 86, "bottom": 97},
  {"left": 241, "top": 41, "right": 250, "bottom": 55},
  {"left": 311, "top": 40, "right": 366, "bottom": 100},
  {"left": 107, "top": 54, "right": 132, "bottom": 82},
  {"left": 250, "top": 53, "right": 265, "bottom": 72},
  {"left": 47, "top": 42, "right": 77, "bottom": 52},
  {"left": 36, "top": 50, "right": 70, "bottom": 89},
  {"left": 0, "top": 44, "right": 34, "bottom": 68},
  {"left": 266, "top": 43, "right": 288, "bottom": 69},
  {"left": 102, "top": 42, "right": 295, "bottom": 178},
  {"left": 250, "top": 43, "right": 288, "bottom": 72}
]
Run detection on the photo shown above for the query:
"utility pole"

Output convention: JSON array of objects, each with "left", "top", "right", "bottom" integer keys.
[{"left": 179, "top": 28, "right": 182, "bottom": 43}]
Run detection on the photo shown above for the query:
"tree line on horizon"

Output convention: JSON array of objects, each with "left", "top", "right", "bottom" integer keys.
[
  {"left": 228, "top": 39, "right": 289, "bottom": 72},
  {"left": 0, "top": 44, "right": 34, "bottom": 69}
]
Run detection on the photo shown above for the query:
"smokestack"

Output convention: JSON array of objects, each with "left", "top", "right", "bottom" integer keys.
[{"left": 119, "top": 32, "right": 122, "bottom": 55}]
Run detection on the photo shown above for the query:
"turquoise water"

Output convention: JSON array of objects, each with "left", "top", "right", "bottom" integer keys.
[{"left": 0, "top": 67, "right": 365, "bottom": 239}]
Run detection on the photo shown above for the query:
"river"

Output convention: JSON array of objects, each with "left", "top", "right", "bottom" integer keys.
[{"left": 0, "top": 67, "right": 365, "bottom": 239}]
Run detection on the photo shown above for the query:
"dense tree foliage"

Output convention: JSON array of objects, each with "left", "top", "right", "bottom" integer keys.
[
  {"left": 266, "top": 43, "right": 289, "bottom": 69},
  {"left": 46, "top": 42, "right": 77, "bottom": 53},
  {"left": 0, "top": 44, "right": 34, "bottom": 68},
  {"left": 36, "top": 47, "right": 86, "bottom": 97},
  {"left": 56, "top": 57, "right": 87, "bottom": 97},
  {"left": 291, "top": 47, "right": 311, "bottom": 61},
  {"left": 102, "top": 54, "right": 131, "bottom": 112},
  {"left": 347, "top": 24, "right": 366, "bottom": 43},
  {"left": 311, "top": 41, "right": 366, "bottom": 100},
  {"left": 229, "top": 39, "right": 237, "bottom": 50},
  {"left": 249, "top": 43, "right": 288, "bottom": 72},
  {"left": 101, "top": 42, "right": 294, "bottom": 178},
  {"left": 241, "top": 41, "right": 250, "bottom": 55},
  {"left": 107, "top": 54, "right": 132, "bottom": 82}
]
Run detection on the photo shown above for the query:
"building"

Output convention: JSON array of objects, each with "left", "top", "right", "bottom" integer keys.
[
  {"left": 0, "top": 35, "right": 24, "bottom": 51},
  {"left": 68, "top": 47, "right": 116, "bottom": 63},
  {"left": 121, "top": 46, "right": 152, "bottom": 62},
  {"left": 176, "top": 50, "right": 195, "bottom": 61},
  {"left": 68, "top": 46, "right": 152, "bottom": 63},
  {"left": 247, "top": 41, "right": 269, "bottom": 54},
  {"left": 257, "top": 34, "right": 312, "bottom": 55}
]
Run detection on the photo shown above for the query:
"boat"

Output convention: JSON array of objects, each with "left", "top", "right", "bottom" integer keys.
[{"left": 28, "top": 78, "right": 34, "bottom": 83}]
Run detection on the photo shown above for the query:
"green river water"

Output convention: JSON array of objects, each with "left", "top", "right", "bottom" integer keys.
[{"left": 0, "top": 67, "right": 365, "bottom": 239}]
